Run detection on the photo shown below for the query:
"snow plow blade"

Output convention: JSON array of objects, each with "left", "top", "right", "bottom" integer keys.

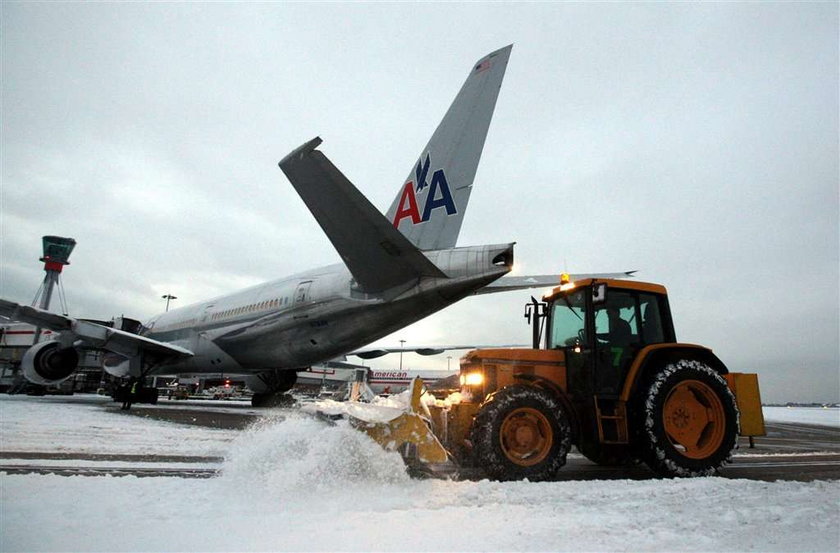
[
  {"left": 351, "top": 378, "right": 449, "bottom": 466},
  {"left": 304, "top": 377, "right": 450, "bottom": 471}
]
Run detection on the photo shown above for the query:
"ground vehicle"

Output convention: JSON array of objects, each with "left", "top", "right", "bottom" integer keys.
[{"left": 421, "top": 276, "right": 765, "bottom": 480}]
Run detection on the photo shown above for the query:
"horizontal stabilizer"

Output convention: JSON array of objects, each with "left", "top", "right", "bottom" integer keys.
[
  {"left": 351, "top": 343, "right": 528, "bottom": 359},
  {"left": 279, "top": 138, "right": 446, "bottom": 294},
  {"left": 475, "top": 271, "right": 637, "bottom": 295}
]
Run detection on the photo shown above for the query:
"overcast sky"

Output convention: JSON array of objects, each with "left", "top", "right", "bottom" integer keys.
[{"left": 1, "top": 2, "right": 837, "bottom": 403}]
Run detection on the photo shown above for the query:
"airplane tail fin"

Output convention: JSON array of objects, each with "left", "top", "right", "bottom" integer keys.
[{"left": 385, "top": 45, "right": 512, "bottom": 251}]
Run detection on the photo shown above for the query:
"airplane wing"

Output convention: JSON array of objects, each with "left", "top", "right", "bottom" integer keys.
[
  {"left": 350, "top": 344, "right": 527, "bottom": 359},
  {"left": 279, "top": 137, "right": 446, "bottom": 294},
  {"left": 0, "top": 299, "right": 193, "bottom": 361},
  {"left": 474, "top": 271, "right": 637, "bottom": 295}
]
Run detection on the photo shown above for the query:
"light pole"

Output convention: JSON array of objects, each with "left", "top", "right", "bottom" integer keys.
[
  {"left": 162, "top": 294, "right": 177, "bottom": 312},
  {"left": 447, "top": 356, "right": 452, "bottom": 371},
  {"left": 399, "top": 339, "right": 406, "bottom": 371}
]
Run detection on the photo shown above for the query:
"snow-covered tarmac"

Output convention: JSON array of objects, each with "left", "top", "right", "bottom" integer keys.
[{"left": 1, "top": 395, "right": 838, "bottom": 552}]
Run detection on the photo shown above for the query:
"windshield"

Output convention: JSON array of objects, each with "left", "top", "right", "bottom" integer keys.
[{"left": 548, "top": 289, "right": 586, "bottom": 348}]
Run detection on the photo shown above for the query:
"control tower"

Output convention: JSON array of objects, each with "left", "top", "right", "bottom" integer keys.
[{"left": 30, "top": 236, "right": 76, "bottom": 343}]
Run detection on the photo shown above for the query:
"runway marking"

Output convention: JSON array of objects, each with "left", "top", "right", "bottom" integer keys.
[
  {"left": 727, "top": 461, "right": 840, "bottom": 469},
  {"left": 0, "top": 451, "right": 224, "bottom": 463},
  {"left": 0, "top": 464, "right": 219, "bottom": 478}
]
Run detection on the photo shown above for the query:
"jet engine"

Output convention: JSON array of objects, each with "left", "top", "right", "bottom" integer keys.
[{"left": 22, "top": 341, "right": 80, "bottom": 385}]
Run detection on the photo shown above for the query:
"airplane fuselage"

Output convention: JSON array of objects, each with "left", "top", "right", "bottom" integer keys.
[{"left": 135, "top": 243, "right": 514, "bottom": 378}]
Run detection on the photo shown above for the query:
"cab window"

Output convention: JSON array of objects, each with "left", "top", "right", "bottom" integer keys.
[
  {"left": 548, "top": 289, "right": 587, "bottom": 348},
  {"left": 593, "top": 290, "right": 639, "bottom": 347},
  {"left": 638, "top": 293, "right": 666, "bottom": 344}
]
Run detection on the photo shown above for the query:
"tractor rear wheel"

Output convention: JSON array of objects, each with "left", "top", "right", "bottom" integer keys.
[
  {"left": 637, "top": 359, "right": 739, "bottom": 477},
  {"left": 471, "top": 385, "right": 571, "bottom": 481}
]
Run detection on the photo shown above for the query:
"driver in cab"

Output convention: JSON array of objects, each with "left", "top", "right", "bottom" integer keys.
[{"left": 607, "top": 307, "right": 633, "bottom": 347}]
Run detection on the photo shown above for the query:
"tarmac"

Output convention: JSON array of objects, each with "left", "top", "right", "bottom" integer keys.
[{"left": 1, "top": 396, "right": 838, "bottom": 482}]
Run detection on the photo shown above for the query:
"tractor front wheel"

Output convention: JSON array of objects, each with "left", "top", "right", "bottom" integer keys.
[
  {"left": 471, "top": 385, "right": 571, "bottom": 481},
  {"left": 637, "top": 359, "right": 739, "bottom": 477}
]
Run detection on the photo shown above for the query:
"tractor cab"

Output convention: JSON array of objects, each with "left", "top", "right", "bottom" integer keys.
[{"left": 540, "top": 277, "right": 676, "bottom": 397}]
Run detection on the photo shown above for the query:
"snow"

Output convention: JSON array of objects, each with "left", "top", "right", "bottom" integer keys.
[
  {"left": 301, "top": 398, "right": 407, "bottom": 423},
  {"left": 763, "top": 406, "right": 840, "bottom": 428},
  {"left": 1, "top": 395, "right": 838, "bottom": 552},
  {"left": 299, "top": 386, "right": 444, "bottom": 423},
  {"left": 0, "top": 394, "right": 236, "bottom": 456}
]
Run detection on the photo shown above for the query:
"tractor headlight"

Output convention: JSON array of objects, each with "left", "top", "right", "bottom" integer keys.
[{"left": 461, "top": 372, "right": 484, "bottom": 387}]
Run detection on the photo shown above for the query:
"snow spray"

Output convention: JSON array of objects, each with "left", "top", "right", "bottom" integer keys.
[{"left": 218, "top": 413, "right": 409, "bottom": 496}]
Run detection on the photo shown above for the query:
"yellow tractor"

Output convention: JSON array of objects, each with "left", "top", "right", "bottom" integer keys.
[
  {"left": 348, "top": 276, "right": 765, "bottom": 480},
  {"left": 421, "top": 276, "right": 766, "bottom": 479}
]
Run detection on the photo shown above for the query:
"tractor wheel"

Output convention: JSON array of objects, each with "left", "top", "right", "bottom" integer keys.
[
  {"left": 637, "top": 359, "right": 739, "bottom": 477},
  {"left": 471, "top": 385, "right": 571, "bottom": 481}
]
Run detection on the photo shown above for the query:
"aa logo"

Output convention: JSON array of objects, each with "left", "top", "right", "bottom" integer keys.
[{"left": 392, "top": 154, "right": 457, "bottom": 227}]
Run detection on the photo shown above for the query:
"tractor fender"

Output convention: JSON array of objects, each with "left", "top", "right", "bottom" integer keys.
[
  {"left": 619, "top": 343, "right": 729, "bottom": 403},
  {"left": 513, "top": 373, "right": 580, "bottom": 442}
]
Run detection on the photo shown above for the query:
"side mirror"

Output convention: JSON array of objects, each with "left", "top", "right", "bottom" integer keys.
[{"left": 592, "top": 283, "right": 607, "bottom": 305}]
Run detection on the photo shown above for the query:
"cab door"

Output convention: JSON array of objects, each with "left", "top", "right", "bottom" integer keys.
[
  {"left": 592, "top": 290, "right": 669, "bottom": 395},
  {"left": 592, "top": 290, "right": 640, "bottom": 395}
]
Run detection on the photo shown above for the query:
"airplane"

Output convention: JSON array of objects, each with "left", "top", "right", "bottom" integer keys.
[{"left": 0, "top": 44, "right": 632, "bottom": 407}]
